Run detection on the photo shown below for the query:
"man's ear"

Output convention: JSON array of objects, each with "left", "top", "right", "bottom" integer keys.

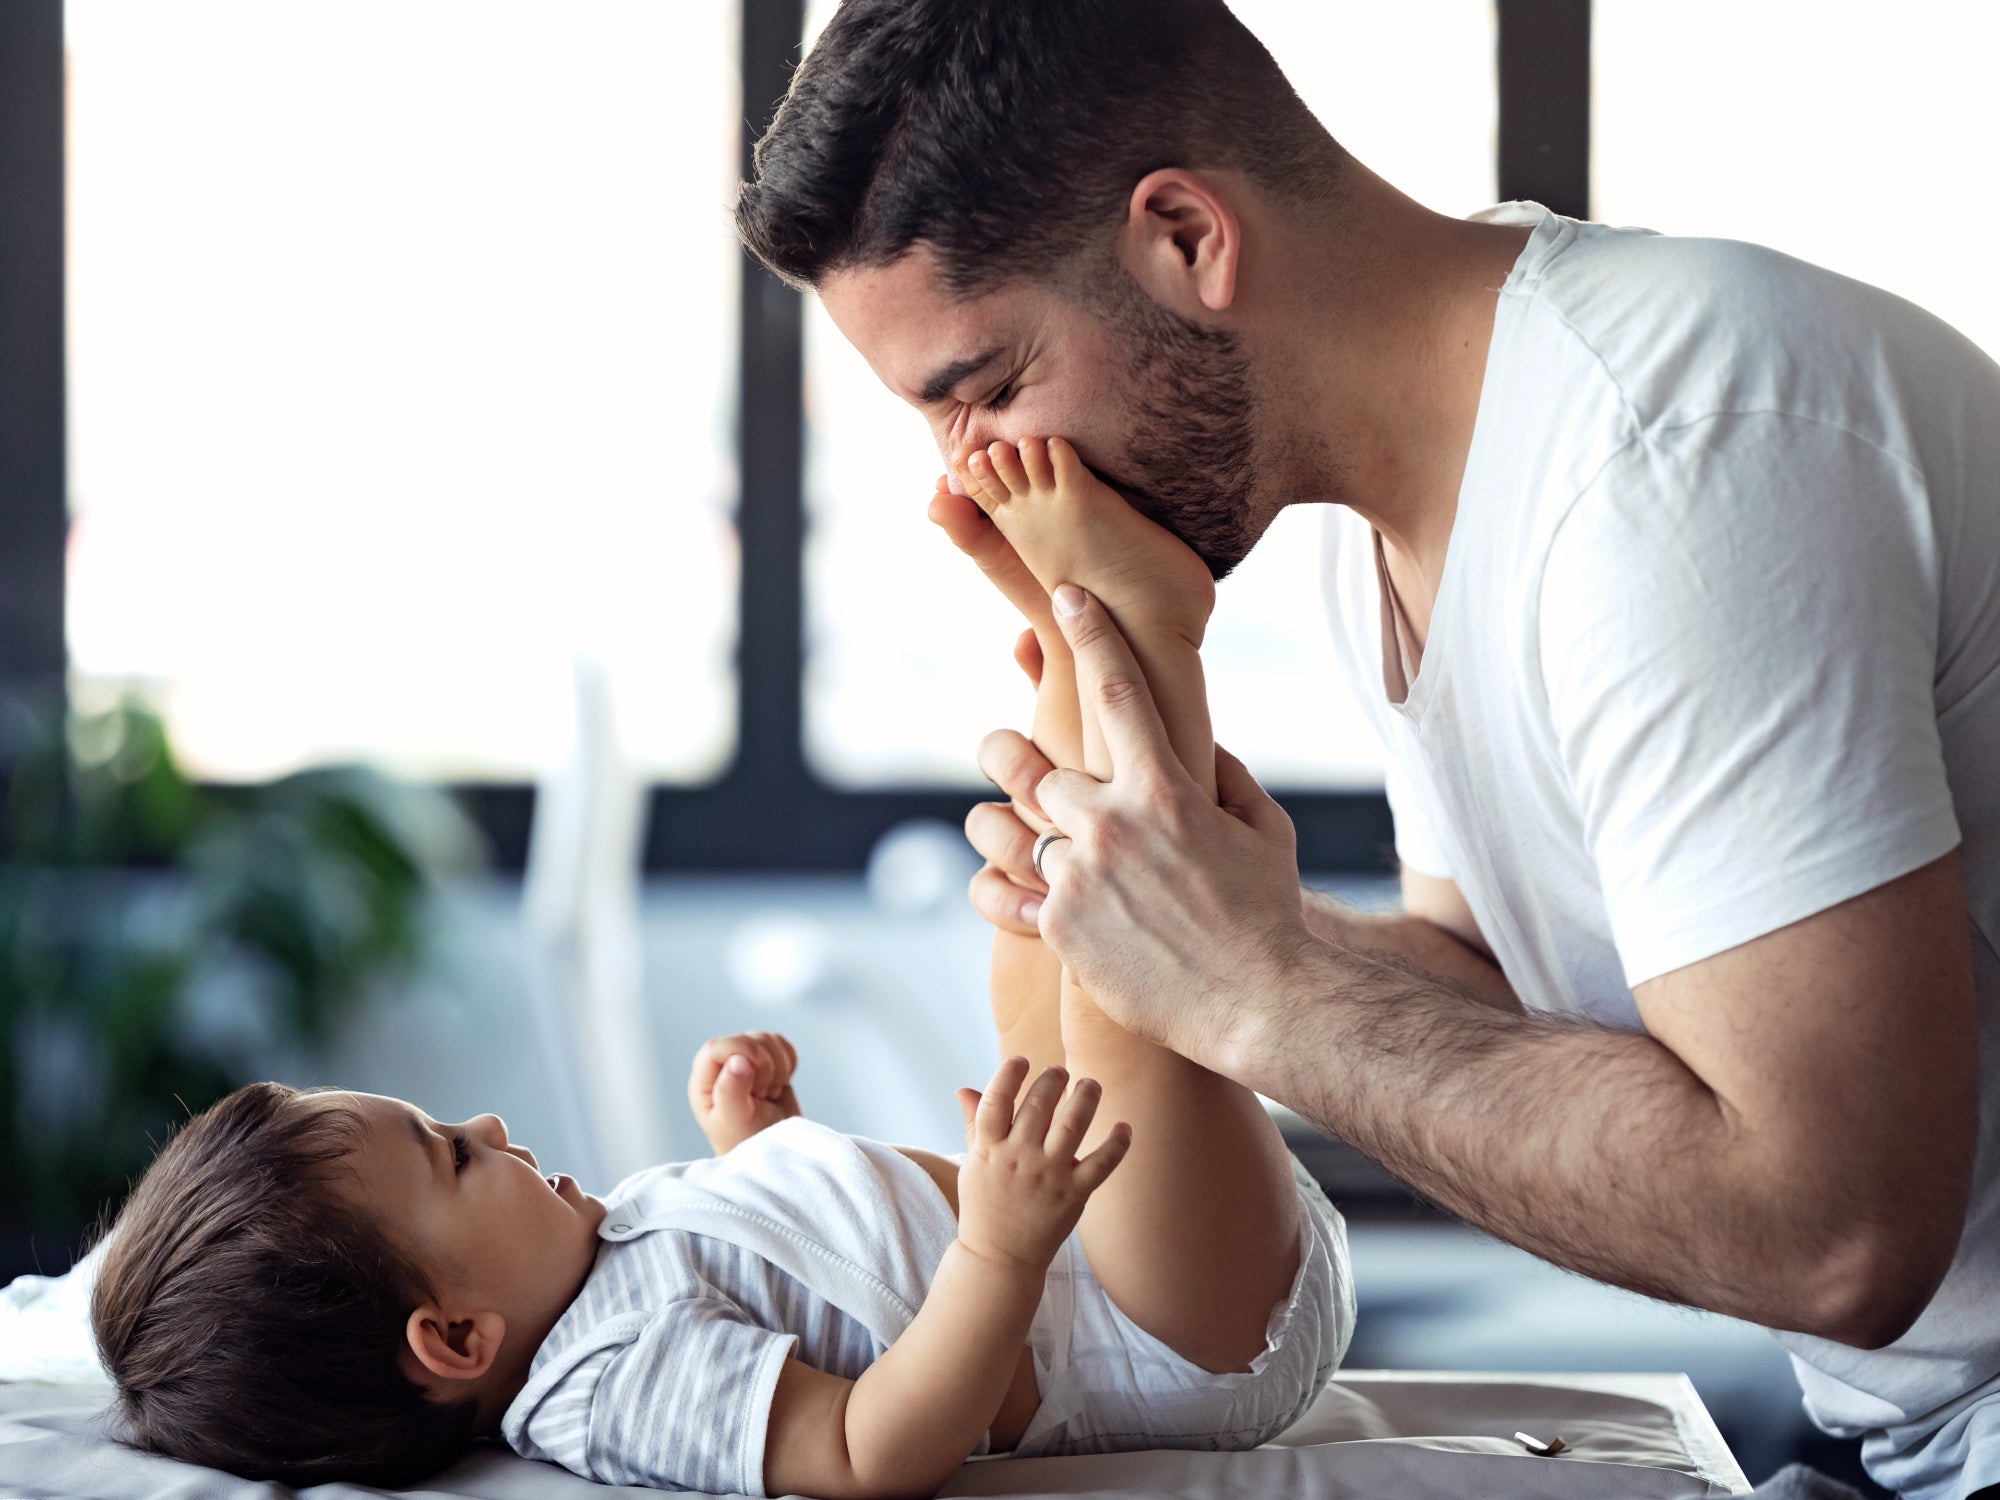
[
  {"left": 404, "top": 1302, "right": 507, "bottom": 1384},
  {"left": 1118, "top": 168, "right": 1241, "bottom": 315}
]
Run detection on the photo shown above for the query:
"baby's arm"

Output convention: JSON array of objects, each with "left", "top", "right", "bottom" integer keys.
[
  {"left": 762, "top": 1059, "right": 1129, "bottom": 1500},
  {"left": 687, "top": 1032, "right": 803, "bottom": 1155}
]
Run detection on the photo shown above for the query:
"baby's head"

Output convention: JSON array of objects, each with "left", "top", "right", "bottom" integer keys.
[{"left": 90, "top": 1082, "right": 605, "bottom": 1485}]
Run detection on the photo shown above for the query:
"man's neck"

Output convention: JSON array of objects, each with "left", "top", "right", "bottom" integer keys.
[{"left": 1263, "top": 170, "right": 1531, "bottom": 617}]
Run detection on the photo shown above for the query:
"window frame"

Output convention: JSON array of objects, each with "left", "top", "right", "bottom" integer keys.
[{"left": 3, "top": 0, "right": 1588, "bottom": 873}]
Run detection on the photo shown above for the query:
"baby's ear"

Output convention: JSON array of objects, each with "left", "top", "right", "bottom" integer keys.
[{"left": 405, "top": 1302, "right": 506, "bottom": 1384}]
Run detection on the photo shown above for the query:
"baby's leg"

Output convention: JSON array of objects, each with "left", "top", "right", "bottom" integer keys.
[
  {"left": 930, "top": 483, "right": 1076, "bottom": 1077},
  {"left": 961, "top": 439, "right": 1302, "bottom": 1374}
]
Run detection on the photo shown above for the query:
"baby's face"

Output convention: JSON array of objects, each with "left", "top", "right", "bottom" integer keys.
[{"left": 326, "top": 1092, "right": 607, "bottom": 1350}]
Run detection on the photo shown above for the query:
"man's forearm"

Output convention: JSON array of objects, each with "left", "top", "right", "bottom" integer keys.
[
  {"left": 1230, "top": 937, "right": 1865, "bottom": 1342},
  {"left": 1300, "top": 886, "right": 1520, "bottom": 1011}
]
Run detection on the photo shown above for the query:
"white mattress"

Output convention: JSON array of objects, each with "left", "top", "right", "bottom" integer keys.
[{"left": 0, "top": 1369, "right": 1747, "bottom": 1498}]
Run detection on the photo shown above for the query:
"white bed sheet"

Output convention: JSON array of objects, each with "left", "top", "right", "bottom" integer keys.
[{"left": 0, "top": 1369, "right": 1747, "bottom": 1499}]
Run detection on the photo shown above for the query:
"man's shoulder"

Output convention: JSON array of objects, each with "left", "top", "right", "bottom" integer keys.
[{"left": 1520, "top": 220, "right": 1959, "bottom": 438}]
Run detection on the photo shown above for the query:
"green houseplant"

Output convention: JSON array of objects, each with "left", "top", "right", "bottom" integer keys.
[{"left": 0, "top": 693, "right": 482, "bottom": 1272}]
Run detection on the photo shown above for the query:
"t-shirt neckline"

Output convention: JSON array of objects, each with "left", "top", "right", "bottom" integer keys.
[{"left": 1374, "top": 200, "right": 1566, "bottom": 722}]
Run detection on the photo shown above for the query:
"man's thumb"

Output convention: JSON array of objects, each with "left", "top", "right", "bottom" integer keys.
[{"left": 1215, "top": 744, "right": 1286, "bottom": 833}]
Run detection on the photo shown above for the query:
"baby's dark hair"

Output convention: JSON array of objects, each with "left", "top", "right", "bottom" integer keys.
[{"left": 88, "top": 1082, "right": 480, "bottom": 1486}]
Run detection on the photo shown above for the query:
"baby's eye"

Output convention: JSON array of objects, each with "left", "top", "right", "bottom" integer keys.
[
  {"left": 979, "top": 380, "right": 1017, "bottom": 414},
  {"left": 452, "top": 1133, "right": 470, "bottom": 1171}
]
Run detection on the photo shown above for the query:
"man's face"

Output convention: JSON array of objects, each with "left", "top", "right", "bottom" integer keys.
[
  {"left": 328, "top": 1092, "right": 605, "bottom": 1339},
  {"left": 820, "top": 249, "right": 1271, "bottom": 579}
]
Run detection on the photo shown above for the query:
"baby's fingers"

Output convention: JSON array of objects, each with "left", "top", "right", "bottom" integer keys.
[
  {"left": 715, "top": 1053, "right": 757, "bottom": 1115},
  {"left": 975, "top": 1056, "right": 1031, "bottom": 1142},
  {"left": 1010, "top": 1065, "right": 1070, "bottom": 1146},
  {"left": 1043, "top": 1077, "right": 1101, "bottom": 1163},
  {"left": 746, "top": 1031, "right": 794, "bottom": 1098},
  {"left": 1071, "top": 1122, "right": 1133, "bottom": 1195}
]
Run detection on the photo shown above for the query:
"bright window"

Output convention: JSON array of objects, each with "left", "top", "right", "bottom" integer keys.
[
  {"left": 800, "top": 2, "right": 1497, "bottom": 787},
  {"left": 1594, "top": 0, "right": 2000, "bottom": 360},
  {"left": 66, "top": 0, "right": 742, "bottom": 782}
]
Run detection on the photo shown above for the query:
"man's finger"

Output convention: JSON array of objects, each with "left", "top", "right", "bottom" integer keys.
[
  {"left": 1013, "top": 627, "right": 1045, "bottom": 690},
  {"left": 965, "top": 801, "right": 1046, "bottom": 891},
  {"left": 1032, "top": 768, "right": 1107, "bottom": 860},
  {"left": 970, "top": 864, "right": 1046, "bottom": 935},
  {"left": 1214, "top": 744, "right": 1290, "bottom": 837},
  {"left": 978, "top": 728, "right": 1056, "bottom": 821},
  {"left": 1051, "top": 585, "right": 1180, "bottom": 780}
]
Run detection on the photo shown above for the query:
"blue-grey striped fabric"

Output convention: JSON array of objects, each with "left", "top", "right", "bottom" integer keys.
[{"left": 503, "top": 1228, "right": 884, "bottom": 1496}]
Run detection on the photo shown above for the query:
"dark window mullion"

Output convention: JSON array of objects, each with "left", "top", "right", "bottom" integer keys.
[
  {"left": 1497, "top": 0, "right": 1592, "bottom": 219},
  {"left": 733, "top": 0, "right": 809, "bottom": 791},
  {"left": 0, "top": 0, "right": 67, "bottom": 727}
]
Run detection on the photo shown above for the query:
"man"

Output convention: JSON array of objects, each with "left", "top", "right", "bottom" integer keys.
[{"left": 734, "top": 3, "right": 2000, "bottom": 1495}]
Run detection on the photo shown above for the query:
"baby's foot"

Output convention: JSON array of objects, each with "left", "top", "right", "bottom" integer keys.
[
  {"left": 961, "top": 438, "right": 1217, "bottom": 650},
  {"left": 931, "top": 475, "right": 1084, "bottom": 770},
  {"left": 929, "top": 477, "right": 1057, "bottom": 639}
]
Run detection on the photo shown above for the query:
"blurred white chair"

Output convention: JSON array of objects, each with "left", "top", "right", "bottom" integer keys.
[{"left": 522, "top": 654, "right": 664, "bottom": 1188}]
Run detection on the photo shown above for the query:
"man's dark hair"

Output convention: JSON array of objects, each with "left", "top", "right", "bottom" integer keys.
[
  {"left": 88, "top": 1082, "right": 481, "bottom": 1487},
  {"left": 736, "top": 0, "right": 1343, "bottom": 295}
]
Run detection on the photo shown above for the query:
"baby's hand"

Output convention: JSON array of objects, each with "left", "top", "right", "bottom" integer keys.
[
  {"left": 954, "top": 1057, "right": 1131, "bottom": 1274},
  {"left": 688, "top": 1031, "right": 802, "bottom": 1154}
]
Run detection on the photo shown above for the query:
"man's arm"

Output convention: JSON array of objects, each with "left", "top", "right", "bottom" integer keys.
[
  {"left": 1033, "top": 587, "right": 1979, "bottom": 1350},
  {"left": 1241, "top": 852, "right": 1976, "bottom": 1346},
  {"left": 1302, "top": 873, "right": 1520, "bottom": 1013}
]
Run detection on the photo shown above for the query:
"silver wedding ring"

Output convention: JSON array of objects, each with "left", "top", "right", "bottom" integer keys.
[{"left": 1031, "top": 827, "right": 1070, "bottom": 883}]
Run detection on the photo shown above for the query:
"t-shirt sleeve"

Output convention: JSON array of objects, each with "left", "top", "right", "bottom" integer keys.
[
  {"left": 1383, "top": 746, "right": 1458, "bottom": 881},
  {"left": 1538, "top": 411, "right": 1961, "bottom": 989},
  {"left": 529, "top": 1297, "right": 798, "bottom": 1496}
]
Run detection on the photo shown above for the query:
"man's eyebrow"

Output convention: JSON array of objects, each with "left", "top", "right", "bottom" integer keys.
[
  {"left": 917, "top": 347, "right": 1004, "bottom": 405},
  {"left": 407, "top": 1112, "right": 441, "bottom": 1178}
]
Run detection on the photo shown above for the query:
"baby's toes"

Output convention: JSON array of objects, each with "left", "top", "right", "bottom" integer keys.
[
  {"left": 985, "top": 438, "right": 1035, "bottom": 498},
  {"left": 961, "top": 449, "right": 1014, "bottom": 517},
  {"left": 1018, "top": 437, "right": 1057, "bottom": 491},
  {"left": 1047, "top": 436, "right": 1087, "bottom": 491}
]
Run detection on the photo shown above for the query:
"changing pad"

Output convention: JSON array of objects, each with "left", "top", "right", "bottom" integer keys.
[{"left": 0, "top": 1369, "right": 1746, "bottom": 1498}]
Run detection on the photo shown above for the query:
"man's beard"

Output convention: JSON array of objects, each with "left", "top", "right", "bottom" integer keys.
[{"left": 1087, "top": 275, "right": 1266, "bottom": 581}]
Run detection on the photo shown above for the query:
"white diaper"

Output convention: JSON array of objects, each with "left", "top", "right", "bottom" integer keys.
[{"left": 1009, "top": 1155, "right": 1355, "bottom": 1458}]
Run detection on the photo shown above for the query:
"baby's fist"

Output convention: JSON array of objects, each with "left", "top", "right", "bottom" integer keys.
[{"left": 689, "top": 1031, "right": 802, "bottom": 1154}]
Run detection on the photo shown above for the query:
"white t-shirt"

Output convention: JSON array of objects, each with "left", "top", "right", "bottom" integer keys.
[{"left": 1321, "top": 202, "right": 2000, "bottom": 1500}]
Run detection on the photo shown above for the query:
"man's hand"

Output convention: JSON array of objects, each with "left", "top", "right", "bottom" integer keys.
[
  {"left": 965, "top": 724, "right": 1060, "bottom": 936},
  {"left": 688, "top": 1031, "right": 802, "bottom": 1155},
  {"left": 953, "top": 1056, "right": 1130, "bottom": 1273},
  {"left": 1027, "top": 585, "right": 1317, "bottom": 1068}
]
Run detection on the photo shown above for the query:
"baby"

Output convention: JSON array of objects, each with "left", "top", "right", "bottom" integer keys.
[{"left": 87, "top": 442, "right": 1353, "bottom": 1497}]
